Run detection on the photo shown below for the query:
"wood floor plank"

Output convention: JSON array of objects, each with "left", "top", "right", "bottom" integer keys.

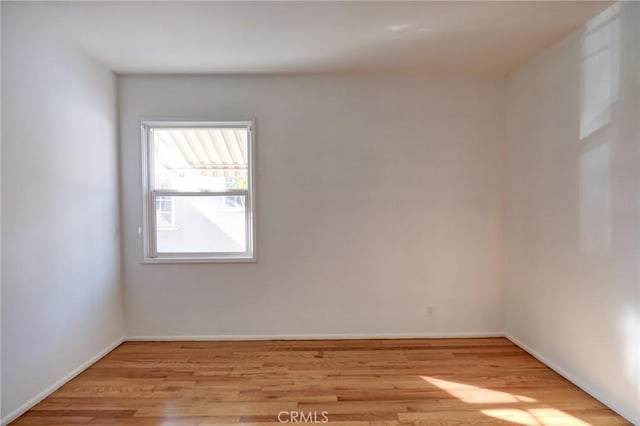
[{"left": 10, "top": 338, "right": 630, "bottom": 425}]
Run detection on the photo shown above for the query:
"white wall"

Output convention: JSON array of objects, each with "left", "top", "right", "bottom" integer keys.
[
  {"left": 119, "top": 75, "right": 505, "bottom": 339},
  {"left": 505, "top": 2, "right": 640, "bottom": 423},
  {"left": 1, "top": 1, "right": 636, "bottom": 423},
  {"left": 1, "top": 3, "right": 124, "bottom": 422}
]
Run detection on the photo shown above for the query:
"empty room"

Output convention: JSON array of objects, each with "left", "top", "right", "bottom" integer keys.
[{"left": 1, "top": 1, "right": 639, "bottom": 425}]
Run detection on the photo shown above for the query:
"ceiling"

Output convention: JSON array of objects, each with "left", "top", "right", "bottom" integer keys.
[{"left": 10, "top": 1, "right": 611, "bottom": 76}]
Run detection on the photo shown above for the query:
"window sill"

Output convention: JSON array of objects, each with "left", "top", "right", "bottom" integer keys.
[{"left": 141, "top": 256, "right": 256, "bottom": 264}]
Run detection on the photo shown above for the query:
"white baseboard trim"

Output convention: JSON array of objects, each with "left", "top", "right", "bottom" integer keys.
[
  {"left": 505, "top": 332, "right": 638, "bottom": 425},
  {"left": 126, "top": 331, "right": 505, "bottom": 341},
  {"left": 1, "top": 337, "right": 125, "bottom": 426}
]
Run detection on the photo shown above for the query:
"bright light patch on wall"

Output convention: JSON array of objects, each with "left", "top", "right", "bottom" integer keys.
[
  {"left": 580, "top": 3, "right": 620, "bottom": 139},
  {"left": 579, "top": 142, "right": 611, "bottom": 255},
  {"left": 619, "top": 308, "right": 640, "bottom": 387}
]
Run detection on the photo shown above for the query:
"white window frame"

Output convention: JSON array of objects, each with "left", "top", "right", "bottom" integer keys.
[{"left": 141, "top": 120, "right": 256, "bottom": 263}]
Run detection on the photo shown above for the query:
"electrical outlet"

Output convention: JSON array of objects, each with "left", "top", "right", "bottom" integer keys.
[{"left": 426, "top": 306, "right": 434, "bottom": 317}]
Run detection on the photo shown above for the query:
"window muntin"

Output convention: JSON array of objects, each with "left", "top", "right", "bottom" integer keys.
[{"left": 142, "top": 121, "right": 254, "bottom": 261}]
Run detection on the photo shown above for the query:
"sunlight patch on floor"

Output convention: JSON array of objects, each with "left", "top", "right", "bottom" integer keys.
[
  {"left": 482, "top": 408, "right": 543, "bottom": 425},
  {"left": 421, "top": 376, "right": 537, "bottom": 404},
  {"left": 422, "top": 376, "right": 595, "bottom": 425},
  {"left": 482, "top": 408, "right": 593, "bottom": 425}
]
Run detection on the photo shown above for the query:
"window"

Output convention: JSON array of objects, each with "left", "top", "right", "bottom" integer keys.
[{"left": 142, "top": 121, "right": 255, "bottom": 262}]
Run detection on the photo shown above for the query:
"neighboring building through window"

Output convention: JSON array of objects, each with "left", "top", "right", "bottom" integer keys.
[
  {"left": 155, "top": 196, "right": 175, "bottom": 229},
  {"left": 142, "top": 121, "right": 255, "bottom": 261},
  {"left": 222, "top": 176, "right": 246, "bottom": 210}
]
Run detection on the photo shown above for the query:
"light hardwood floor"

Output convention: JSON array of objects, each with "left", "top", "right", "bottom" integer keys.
[{"left": 11, "top": 338, "right": 629, "bottom": 425}]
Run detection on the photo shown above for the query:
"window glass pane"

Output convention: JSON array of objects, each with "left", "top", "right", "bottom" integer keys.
[
  {"left": 155, "top": 196, "right": 247, "bottom": 253},
  {"left": 152, "top": 127, "right": 248, "bottom": 191}
]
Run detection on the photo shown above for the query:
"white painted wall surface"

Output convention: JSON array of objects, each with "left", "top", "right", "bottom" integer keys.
[
  {"left": 119, "top": 75, "right": 506, "bottom": 339},
  {"left": 505, "top": 3, "right": 640, "bottom": 423},
  {"left": 1, "top": 4, "right": 124, "bottom": 422}
]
